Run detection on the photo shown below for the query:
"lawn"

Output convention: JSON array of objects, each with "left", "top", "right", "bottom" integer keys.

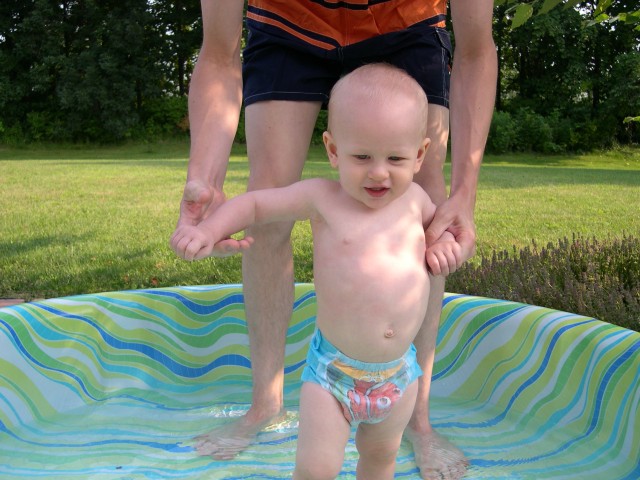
[{"left": 0, "top": 141, "right": 638, "bottom": 301}]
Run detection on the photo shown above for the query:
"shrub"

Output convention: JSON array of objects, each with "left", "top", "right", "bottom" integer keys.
[
  {"left": 26, "top": 111, "right": 66, "bottom": 142},
  {"left": 547, "top": 110, "right": 575, "bottom": 153},
  {"left": 140, "top": 96, "right": 189, "bottom": 139},
  {"left": 487, "top": 111, "right": 517, "bottom": 154},
  {"left": 513, "top": 108, "right": 556, "bottom": 153},
  {"left": 234, "top": 107, "right": 246, "bottom": 144},
  {"left": 0, "top": 122, "right": 26, "bottom": 146},
  {"left": 312, "top": 110, "right": 329, "bottom": 145},
  {"left": 447, "top": 234, "right": 640, "bottom": 332}
]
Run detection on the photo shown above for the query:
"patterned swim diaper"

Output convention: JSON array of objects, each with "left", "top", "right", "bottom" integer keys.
[{"left": 301, "top": 329, "right": 422, "bottom": 425}]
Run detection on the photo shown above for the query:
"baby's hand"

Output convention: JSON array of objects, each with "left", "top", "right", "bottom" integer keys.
[
  {"left": 170, "top": 226, "right": 254, "bottom": 261},
  {"left": 170, "top": 225, "right": 214, "bottom": 261},
  {"left": 425, "top": 231, "right": 463, "bottom": 277}
]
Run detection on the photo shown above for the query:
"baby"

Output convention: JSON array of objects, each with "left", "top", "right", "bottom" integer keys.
[{"left": 171, "top": 63, "right": 461, "bottom": 480}]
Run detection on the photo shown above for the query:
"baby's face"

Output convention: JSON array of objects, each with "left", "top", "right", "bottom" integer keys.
[{"left": 323, "top": 96, "right": 429, "bottom": 209}]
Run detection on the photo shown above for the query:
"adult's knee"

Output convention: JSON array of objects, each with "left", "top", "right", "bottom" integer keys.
[{"left": 246, "top": 221, "right": 295, "bottom": 251}]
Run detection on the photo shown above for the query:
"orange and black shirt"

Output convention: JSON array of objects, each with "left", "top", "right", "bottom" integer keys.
[{"left": 246, "top": 0, "right": 448, "bottom": 51}]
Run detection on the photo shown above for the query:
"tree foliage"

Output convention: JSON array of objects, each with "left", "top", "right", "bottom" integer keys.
[
  {"left": 497, "top": 0, "right": 640, "bottom": 29},
  {"left": 489, "top": 0, "right": 639, "bottom": 150},
  {"left": 0, "top": 0, "right": 198, "bottom": 142},
  {"left": 0, "top": 0, "right": 637, "bottom": 146}
]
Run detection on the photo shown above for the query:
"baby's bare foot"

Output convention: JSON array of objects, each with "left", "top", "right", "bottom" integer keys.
[
  {"left": 405, "top": 427, "right": 468, "bottom": 479},
  {"left": 195, "top": 410, "right": 286, "bottom": 460}
]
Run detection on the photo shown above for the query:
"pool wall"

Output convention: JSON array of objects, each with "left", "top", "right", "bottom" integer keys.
[{"left": 0, "top": 284, "right": 638, "bottom": 479}]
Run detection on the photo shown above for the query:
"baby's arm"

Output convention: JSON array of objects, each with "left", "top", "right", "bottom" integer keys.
[
  {"left": 171, "top": 179, "right": 323, "bottom": 261},
  {"left": 419, "top": 189, "right": 464, "bottom": 276}
]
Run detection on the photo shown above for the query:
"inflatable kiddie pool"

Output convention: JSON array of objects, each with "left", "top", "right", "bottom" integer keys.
[{"left": 0, "top": 284, "right": 638, "bottom": 479}]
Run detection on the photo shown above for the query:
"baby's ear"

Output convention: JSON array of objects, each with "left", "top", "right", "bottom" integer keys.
[
  {"left": 323, "top": 131, "right": 339, "bottom": 168},
  {"left": 415, "top": 137, "right": 431, "bottom": 172}
]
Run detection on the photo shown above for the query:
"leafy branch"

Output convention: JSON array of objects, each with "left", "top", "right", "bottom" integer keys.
[{"left": 496, "top": 0, "right": 640, "bottom": 29}]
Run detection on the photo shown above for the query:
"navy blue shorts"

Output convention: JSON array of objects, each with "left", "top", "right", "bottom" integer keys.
[{"left": 242, "top": 24, "right": 452, "bottom": 108}]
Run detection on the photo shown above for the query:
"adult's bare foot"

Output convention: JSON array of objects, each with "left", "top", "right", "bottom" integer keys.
[
  {"left": 405, "top": 426, "right": 468, "bottom": 480},
  {"left": 195, "top": 408, "right": 286, "bottom": 460}
]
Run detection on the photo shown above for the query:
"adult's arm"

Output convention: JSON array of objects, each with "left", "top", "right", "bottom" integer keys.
[
  {"left": 424, "top": 0, "right": 497, "bottom": 263},
  {"left": 178, "top": 0, "right": 245, "bottom": 225}
]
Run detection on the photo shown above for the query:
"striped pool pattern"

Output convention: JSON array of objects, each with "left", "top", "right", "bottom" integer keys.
[{"left": 0, "top": 284, "right": 638, "bottom": 479}]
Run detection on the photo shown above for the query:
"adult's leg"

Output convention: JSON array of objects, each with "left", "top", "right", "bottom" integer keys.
[
  {"left": 196, "top": 100, "right": 322, "bottom": 459},
  {"left": 406, "top": 104, "right": 467, "bottom": 479}
]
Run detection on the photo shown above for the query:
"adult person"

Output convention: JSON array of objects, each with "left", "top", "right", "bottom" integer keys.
[{"left": 171, "top": 1, "right": 497, "bottom": 477}]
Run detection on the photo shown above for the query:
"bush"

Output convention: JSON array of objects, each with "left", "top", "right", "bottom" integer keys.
[
  {"left": 312, "top": 110, "right": 329, "bottom": 145},
  {"left": 140, "top": 96, "right": 189, "bottom": 139},
  {"left": 514, "top": 108, "right": 556, "bottom": 153},
  {"left": 547, "top": 110, "right": 576, "bottom": 153},
  {"left": 487, "top": 111, "right": 517, "bottom": 154},
  {"left": 26, "top": 111, "right": 66, "bottom": 142},
  {"left": 487, "top": 108, "right": 570, "bottom": 154},
  {"left": 234, "top": 107, "right": 246, "bottom": 144},
  {"left": 484, "top": 106, "right": 635, "bottom": 154},
  {"left": 0, "top": 122, "right": 27, "bottom": 146},
  {"left": 447, "top": 234, "right": 640, "bottom": 332}
]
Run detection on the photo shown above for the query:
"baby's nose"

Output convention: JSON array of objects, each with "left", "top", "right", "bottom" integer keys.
[{"left": 368, "top": 163, "right": 389, "bottom": 180}]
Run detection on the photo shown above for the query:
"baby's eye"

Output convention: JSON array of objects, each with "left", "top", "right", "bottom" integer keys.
[
  {"left": 388, "top": 156, "right": 404, "bottom": 162},
  {"left": 354, "top": 154, "right": 370, "bottom": 160}
]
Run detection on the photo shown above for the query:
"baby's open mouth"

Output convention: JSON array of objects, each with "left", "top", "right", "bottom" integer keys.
[{"left": 365, "top": 187, "right": 389, "bottom": 197}]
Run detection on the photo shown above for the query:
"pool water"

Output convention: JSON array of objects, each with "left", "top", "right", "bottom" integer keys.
[
  {"left": 0, "top": 384, "right": 630, "bottom": 479},
  {"left": 1, "top": 285, "right": 638, "bottom": 479}
]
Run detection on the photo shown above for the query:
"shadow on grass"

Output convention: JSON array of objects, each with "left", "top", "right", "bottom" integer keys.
[{"left": 0, "top": 233, "right": 92, "bottom": 258}]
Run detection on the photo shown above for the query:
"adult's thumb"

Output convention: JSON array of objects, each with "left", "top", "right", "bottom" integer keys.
[{"left": 424, "top": 216, "right": 447, "bottom": 247}]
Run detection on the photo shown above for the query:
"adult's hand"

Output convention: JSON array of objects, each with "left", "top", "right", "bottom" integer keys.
[
  {"left": 424, "top": 194, "right": 477, "bottom": 267},
  {"left": 171, "top": 180, "right": 248, "bottom": 257}
]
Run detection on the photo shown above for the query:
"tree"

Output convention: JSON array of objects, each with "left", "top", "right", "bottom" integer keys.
[
  {"left": 497, "top": 0, "right": 640, "bottom": 29},
  {"left": 57, "top": 0, "right": 164, "bottom": 141},
  {"left": 1, "top": 1, "right": 637, "bottom": 146},
  {"left": 0, "top": 0, "right": 67, "bottom": 140},
  {"left": 150, "top": 0, "right": 202, "bottom": 96},
  {"left": 506, "top": 8, "right": 587, "bottom": 115},
  {"left": 0, "top": 0, "right": 165, "bottom": 142},
  {"left": 493, "top": 0, "right": 640, "bottom": 148}
]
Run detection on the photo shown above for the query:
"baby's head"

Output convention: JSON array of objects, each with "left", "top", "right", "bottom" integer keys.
[
  {"left": 327, "top": 63, "right": 429, "bottom": 141},
  {"left": 323, "top": 63, "right": 431, "bottom": 208}
]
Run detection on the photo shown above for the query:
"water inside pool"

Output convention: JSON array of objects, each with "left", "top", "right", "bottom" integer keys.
[{"left": 0, "top": 382, "right": 629, "bottom": 479}]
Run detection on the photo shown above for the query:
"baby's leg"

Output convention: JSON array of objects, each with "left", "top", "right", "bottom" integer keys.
[
  {"left": 293, "top": 382, "right": 351, "bottom": 480},
  {"left": 355, "top": 381, "right": 419, "bottom": 480}
]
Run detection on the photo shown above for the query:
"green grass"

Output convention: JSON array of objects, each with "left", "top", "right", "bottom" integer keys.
[
  {"left": 474, "top": 148, "right": 640, "bottom": 257},
  {"left": 1, "top": 141, "right": 639, "bottom": 301}
]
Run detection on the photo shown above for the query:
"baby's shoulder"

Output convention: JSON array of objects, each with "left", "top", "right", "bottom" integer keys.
[
  {"left": 298, "top": 178, "right": 341, "bottom": 196},
  {"left": 294, "top": 178, "right": 342, "bottom": 217},
  {"left": 407, "top": 181, "right": 426, "bottom": 194},
  {"left": 405, "top": 182, "right": 432, "bottom": 202},
  {"left": 402, "top": 183, "right": 435, "bottom": 218}
]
